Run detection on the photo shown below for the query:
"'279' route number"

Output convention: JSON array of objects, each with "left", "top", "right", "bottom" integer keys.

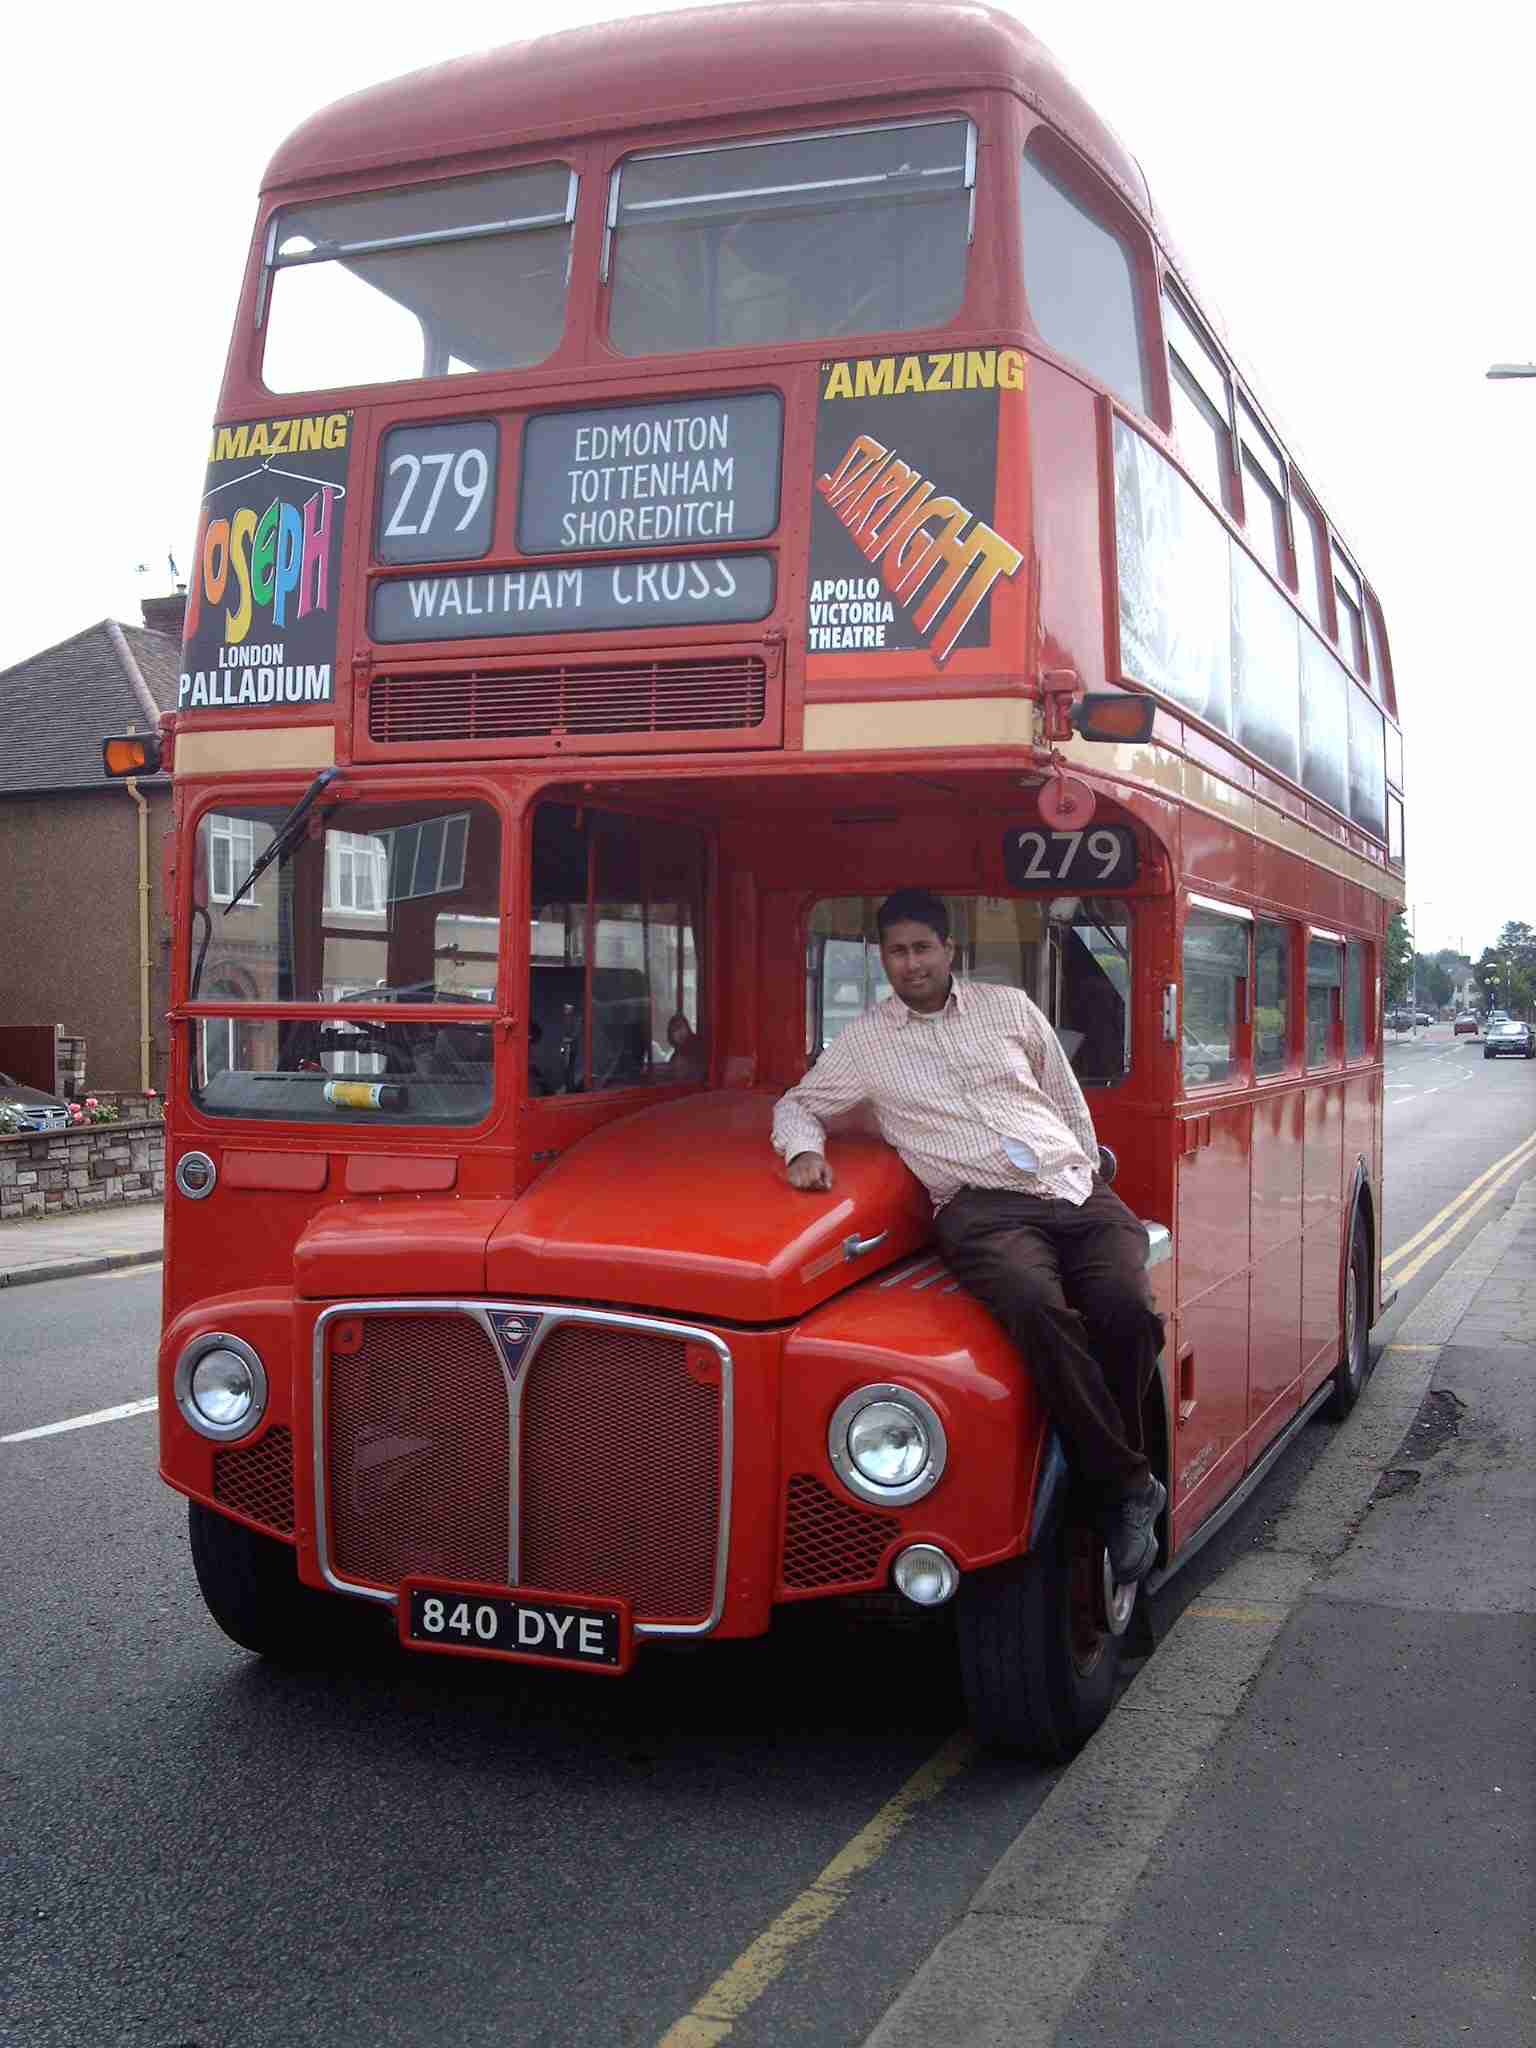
[{"left": 1002, "top": 825, "right": 1137, "bottom": 889}]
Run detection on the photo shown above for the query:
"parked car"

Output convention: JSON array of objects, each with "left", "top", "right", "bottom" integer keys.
[
  {"left": 1483, "top": 1019, "right": 1534, "bottom": 1060},
  {"left": 1488, "top": 1009, "right": 1510, "bottom": 1024},
  {"left": 1453, "top": 1013, "right": 1479, "bottom": 1035},
  {"left": 1385, "top": 1010, "right": 1413, "bottom": 1031},
  {"left": 0, "top": 1071, "right": 73, "bottom": 1133},
  {"left": 1413, "top": 1010, "right": 1432, "bottom": 1026}
]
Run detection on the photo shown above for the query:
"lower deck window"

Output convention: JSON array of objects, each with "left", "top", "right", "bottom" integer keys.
[{"left": 806, "top": 894, "right": 1132, "bottom": 1085}]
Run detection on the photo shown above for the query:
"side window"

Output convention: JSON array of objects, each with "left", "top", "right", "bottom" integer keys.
[
  {"left": 1254, "top": 920, "right": 1292, "bottom": 1076},
  {"left": 1236, "top": 398, "right": 1291, "bottom": 585},
  {"left": 1163, "top": 288, "right": 1235, "bottom": 513},
  {"left": 805, "top": 895, "right": 1132, "bottom": 1084},
  {"left": 1182, "top": 904, "right": 1249, "bottom": 1088},
  {"left": 1020, "top": 137, "right": 1151, "bottom": 414},
  {"left": 1345, "top": 941, "right": 1370, "bottom": 1058},
  {"left": 1291, "top": 482, "right": 1330, "bottom": 629},
  {"left": 529, "top": 803, "right": 706, "bottom": 1096},
  {"left": 1332, "top": 545, "right": 1367, "bottom": 674},
  {"left": 1306, "top": 937, "right": 1343, "bottom": 1068}
]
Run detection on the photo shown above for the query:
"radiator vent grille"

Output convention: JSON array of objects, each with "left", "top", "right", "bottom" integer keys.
[
  {"left": 213, "top": 1426, "right": 295, "bottom": 1535},
  {"left": 368, "top": 658, "right": 768, "bottom": 743},
  {"left": 781, "top": 1474, "right": 899, "bottom": 1593}
]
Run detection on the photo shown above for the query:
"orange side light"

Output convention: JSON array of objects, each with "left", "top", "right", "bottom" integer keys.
[
  {"left": 102, "top": 734, "right": 163, "bottom": 778},
  {"left": 1069, "top": 693, "right": 1157, "bottom": 744}
]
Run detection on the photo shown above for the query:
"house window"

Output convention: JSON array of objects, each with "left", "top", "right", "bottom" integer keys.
[
  {"left": 208, "top": 816, "right": 257, "bottom": 905},
  {"left": 326, "top": 832, "right": 389, "bottom": 915}
]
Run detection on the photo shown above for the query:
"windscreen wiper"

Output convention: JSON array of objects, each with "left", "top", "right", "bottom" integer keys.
[{"left": 224, "top": 768, "right": 343, "bottom": 915}]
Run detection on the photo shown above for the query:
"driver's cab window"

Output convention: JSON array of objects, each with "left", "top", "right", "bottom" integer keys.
[
  {"left": 805, "top": 894, "right": 1132, "bottom": 1084},
  {"left": 529, "top": 803, "right": 706, "bottom": 1096}
]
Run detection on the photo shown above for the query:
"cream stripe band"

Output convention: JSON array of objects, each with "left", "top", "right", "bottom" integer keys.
[
  {"left": 173, "top": 726, "right": 336, "bottom": 775},
  {"left": 802, "top": 702, "right": 1404, "bottom": 907}
]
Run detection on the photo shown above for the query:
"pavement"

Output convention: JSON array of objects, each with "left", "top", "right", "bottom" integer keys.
[
  {"left": 866, "top": 1178, "right": 1536, "bottom": 2048},
  {"left": 0, "top": 1197, "right": 164, "bottom": 1289},
  {"left": 1, "top": 1181, "right": 1531, "bottom": 2044}
]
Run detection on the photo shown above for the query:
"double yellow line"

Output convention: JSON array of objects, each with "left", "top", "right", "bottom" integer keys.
[{"left": 1382, "top": 1129, "right": 1536, "bottom": 1289}]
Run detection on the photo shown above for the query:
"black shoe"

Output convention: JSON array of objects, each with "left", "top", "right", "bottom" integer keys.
[{"left": 1104, "top": 1477, "right": 1166, "bottom": 1583}]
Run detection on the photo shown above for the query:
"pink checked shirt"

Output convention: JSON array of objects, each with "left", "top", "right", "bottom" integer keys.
[{"left": 771, "top": 978, "right": 1099, "bottom": 1210}]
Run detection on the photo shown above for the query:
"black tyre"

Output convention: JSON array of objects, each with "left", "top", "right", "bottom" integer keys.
[
  {"left": 957, "top": 1502, "right": 1134, "bottom": 1761},
  {"left": 188, "top": 1501, "right": 358, "bottom": 1661},
  {"left": 1325, "top": 1214, "right": 1373, "bottom": 1419}
]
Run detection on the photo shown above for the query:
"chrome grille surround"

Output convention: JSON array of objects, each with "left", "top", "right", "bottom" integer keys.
[{"left": 311, "top": 1299, "right": 734, "bottom": 1638}]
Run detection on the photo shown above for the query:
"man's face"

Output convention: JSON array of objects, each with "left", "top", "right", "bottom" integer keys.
[{"left": 879, "top": 918, "right": 954, "bottom": 1013}]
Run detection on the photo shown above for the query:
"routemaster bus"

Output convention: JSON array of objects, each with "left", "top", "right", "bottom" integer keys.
[{"left": 110, "top": 0, "right": 1405, "bottom": 1759}]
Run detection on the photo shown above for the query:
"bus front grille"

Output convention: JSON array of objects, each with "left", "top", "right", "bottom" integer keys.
[
  {"left": 367, "top": 658, "right": 768, "bottom": 743},
  {"left": 327, "top": 1314, "right": 512, "bottom": 1589},
  {"left": 517, "top": 1323, "right": 721, "bottom": 1625},
  {"left": 324, "top": 1311, "right": 722, "bottom": 1626}
]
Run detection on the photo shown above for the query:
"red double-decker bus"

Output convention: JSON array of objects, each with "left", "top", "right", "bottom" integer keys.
[{"left": 116, "top": 0, "right": 1405, "bottom": 1758}]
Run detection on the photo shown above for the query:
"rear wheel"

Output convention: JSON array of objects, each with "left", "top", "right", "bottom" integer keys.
[
  {"left": 1326, "top": 1214, "right": 1373, "bottom": 1419},
  {"left": 188, "top": 1501, "right": 363, "bottom": 1662},
  {"left": 957, "top": 1504, "right": 1133, "bottom": 1761}
]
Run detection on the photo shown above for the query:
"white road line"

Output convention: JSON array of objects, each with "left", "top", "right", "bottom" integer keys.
[{"left": 1, "top": 1396, "right": 158, "bottom": 1444}]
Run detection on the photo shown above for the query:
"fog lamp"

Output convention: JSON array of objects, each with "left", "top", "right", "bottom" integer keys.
[{"left": 893, "top": 1544, "right": 959, "bottom": 1607}]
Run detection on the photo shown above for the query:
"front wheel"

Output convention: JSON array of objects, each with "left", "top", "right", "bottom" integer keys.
[
  {"left": 1325, "top": 1214, "right": 1373, "bottom": 1419},
  {"left": 957, "top": 1506, "right": 1131, "bottom": 1761},
  {"left": 188, "top": 1501, "right": 362, "bottom": 1662}
]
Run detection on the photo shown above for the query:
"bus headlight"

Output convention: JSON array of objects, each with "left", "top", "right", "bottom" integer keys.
[
  {"left": 174, "top": 1334, "right": 268, "bottom": 1441},
  {"left": 828, "top": 1384, "right": 947, "bottom": 1506}
]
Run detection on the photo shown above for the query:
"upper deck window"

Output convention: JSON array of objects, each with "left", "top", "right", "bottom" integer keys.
[
  {"left": 606, "top": 119, "right": 973, "bottom": 356},
  {"left": 1019, "top": 140, "right": 1150, "bottom": 414},
  {"left": 261, "top": 166, "right": 577, "bottom": 393},
  {"left": 1164, "top": 289, "right": 1235, "bottom": 514},
  {"left": 1237, "top": 397, "right": 1291, "bottom": 586}
]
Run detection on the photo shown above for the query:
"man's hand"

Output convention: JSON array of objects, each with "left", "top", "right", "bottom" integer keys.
[{"left": 787, "top": 1151, "right": 834, "bottom": 1192}]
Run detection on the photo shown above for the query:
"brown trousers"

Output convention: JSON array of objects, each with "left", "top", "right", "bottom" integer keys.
[{"left": 934, "top": 1178, "right": 1164, "bottom": 1505}]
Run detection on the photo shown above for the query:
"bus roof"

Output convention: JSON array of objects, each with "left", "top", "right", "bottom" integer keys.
[{"left": 261, "top": 0, "right": 1149, "bottom": 213}]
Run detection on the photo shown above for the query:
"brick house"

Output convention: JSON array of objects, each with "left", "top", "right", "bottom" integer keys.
[{"left": 0, "top": 596, "right": 183, "bottom": 1093}]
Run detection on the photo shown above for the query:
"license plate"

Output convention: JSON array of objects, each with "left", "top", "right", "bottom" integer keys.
[{"left": 400, "top": 1579, "right": 631, "bottom": 1674}]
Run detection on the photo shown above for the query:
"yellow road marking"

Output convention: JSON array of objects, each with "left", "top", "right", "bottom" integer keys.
[
  {"left": 1185, "top": 1604, "right": 1288, "bottom": 1622},
  {"left": 655, "top": 1734, "right": 974, "bottom": 2046},
  {"left": 1382, "top": 1131, "right": 1536, "bottom": 1272},
  {"left": 1384, "top": 1148, "right": 1536, "bottom": 1291}
]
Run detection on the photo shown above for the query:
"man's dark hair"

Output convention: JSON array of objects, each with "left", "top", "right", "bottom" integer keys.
[{"left": 877, "top": 889, "right": 950, "bottom": 943}]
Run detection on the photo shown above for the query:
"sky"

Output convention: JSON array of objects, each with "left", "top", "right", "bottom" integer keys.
[{"left": 3, "top": 0, "right": 1532, "bottom": 959}]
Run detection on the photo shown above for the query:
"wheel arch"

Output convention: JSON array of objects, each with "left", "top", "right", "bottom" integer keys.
[{"left": 1345, "top": 1153, "right": 1378, "bottom": 1326}]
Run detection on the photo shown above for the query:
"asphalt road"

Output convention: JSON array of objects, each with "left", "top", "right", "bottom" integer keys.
[{"left": 2, "top": 1027, "right": 1532, "bottom": 2048}]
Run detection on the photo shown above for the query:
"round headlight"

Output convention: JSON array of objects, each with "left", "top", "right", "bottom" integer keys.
[
  {"left": 847, "top": 1401, "right": 929, "bottom": 1488},
  {"left": 827, "top": 1383, "right": 947, "bottom": 1506},
  {"left": 173, "top": 1333, "right": 267, "bottom": 1441},
  {"left": 190, "top": 1348, "right": 255, "bottom": 1427}
]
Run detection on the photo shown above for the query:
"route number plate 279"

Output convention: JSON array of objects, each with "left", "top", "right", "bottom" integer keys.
[
  {"left": 1002, "top": 825, "right": 1138, "bottom": 889},
  {"left": 400, "top": 1578, "right": 632, "bottom": 1675}
]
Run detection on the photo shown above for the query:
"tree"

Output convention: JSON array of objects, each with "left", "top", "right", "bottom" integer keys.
[
  {"left": 1413, "top": 953, "right": 1452, "bottom": 1009},
  {"left": 1476, "top": 922, "right": 1536, "bottom": 1017},
  {"left": 1385, "top": 910, "right": 1413, "bottom": 1006}
]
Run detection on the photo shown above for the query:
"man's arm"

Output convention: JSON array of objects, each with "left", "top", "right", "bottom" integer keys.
[{"left": 771, "top": 1031, "right": 869, "bottom": 1191}]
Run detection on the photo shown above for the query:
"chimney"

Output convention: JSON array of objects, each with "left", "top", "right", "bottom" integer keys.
[{"left": 140, "top": 589, "right": 188, "bottom": 642}]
